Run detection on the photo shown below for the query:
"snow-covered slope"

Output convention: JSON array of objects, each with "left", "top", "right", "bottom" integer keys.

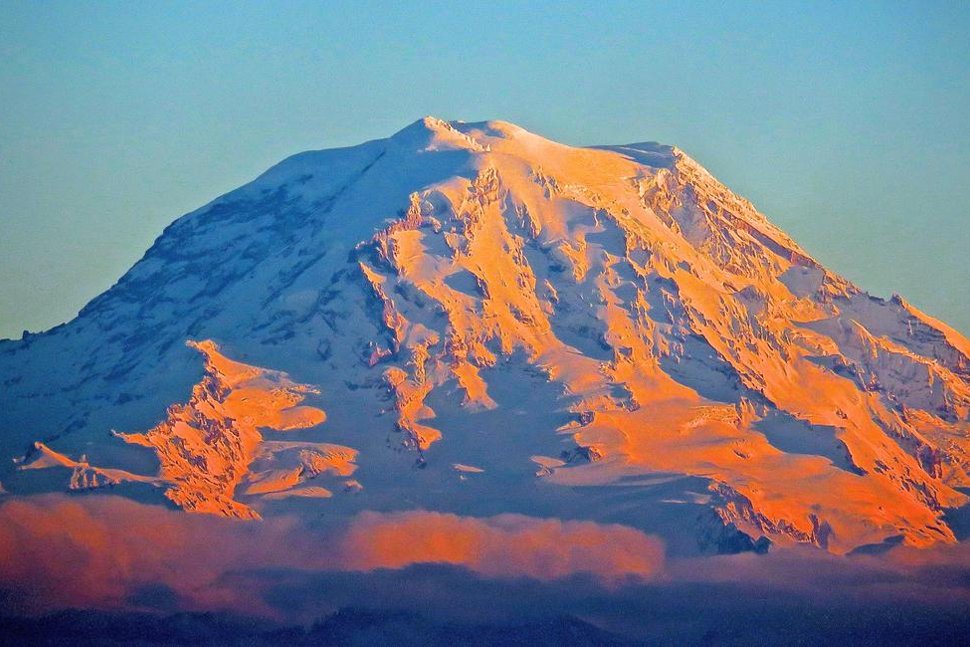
[{"left": 2, "top": 117, "right": 969, "bottom": 554}]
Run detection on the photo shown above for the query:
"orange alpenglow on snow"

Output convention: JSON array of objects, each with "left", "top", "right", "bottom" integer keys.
[
  {"left": 115, "top": 340, "right": 331, "bottom": 518},
  {"left": 18, "top": 340, "right": 345, "bottom": 519},
  {"left": 2, "top": 117, "right": 970, "bottom": 556}
]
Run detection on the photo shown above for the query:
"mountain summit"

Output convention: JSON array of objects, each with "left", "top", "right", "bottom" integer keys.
[{"left": 3, "top": 118, "right": 969, "bottom": 554}]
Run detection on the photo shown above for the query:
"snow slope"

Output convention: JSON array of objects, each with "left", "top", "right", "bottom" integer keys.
[{"left": 2, "top": 117, "right": 969, "bottom": 554}]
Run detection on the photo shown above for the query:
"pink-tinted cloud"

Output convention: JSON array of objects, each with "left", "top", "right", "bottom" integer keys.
[
  {"left": 0, "top": 495, "right": 290, "bottom": 615},
  {"left": 0, "top": 495, "right": 664, "bottom": 617},
  {"left": 12, "top": 491, "right": 970, "bottom": 630},
  {"left": 338, "top": 510, "right": 664, "bottom": 583}
]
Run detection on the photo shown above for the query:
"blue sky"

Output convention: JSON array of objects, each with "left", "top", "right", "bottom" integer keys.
[{"left": 1, "top": 1, "right": 968, "bottom": 337}]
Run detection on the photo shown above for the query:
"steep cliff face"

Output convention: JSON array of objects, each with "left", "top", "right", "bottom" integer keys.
[{"left": 2, "top": 117, "right": 968, "bottom": 553}]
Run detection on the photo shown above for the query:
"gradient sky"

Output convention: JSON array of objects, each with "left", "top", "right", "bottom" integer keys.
[{"left": 1, "top": 1, "right": 968, "bottom": 339}]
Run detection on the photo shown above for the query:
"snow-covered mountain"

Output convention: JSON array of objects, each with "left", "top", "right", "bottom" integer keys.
[{"left": 3, "top": 117, "right": 969, "bottom": 555}]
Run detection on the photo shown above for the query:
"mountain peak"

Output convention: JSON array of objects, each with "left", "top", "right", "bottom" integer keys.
[
  {"left": 388, "top": 117, "right": 571, "bottom": 157},
  {"left": 389, "top": 116, "right": 488, "bottom": 153},
  {"left": 3, "top": 118, "right": 970, "bottom": 556},
  {"left": 393, "top": 115, "right": 452, "bottom": 137}
]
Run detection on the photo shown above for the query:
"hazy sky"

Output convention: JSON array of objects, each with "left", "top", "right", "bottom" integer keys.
[{"left": 1, "top": 1, "right": 968, "bottom": 339}]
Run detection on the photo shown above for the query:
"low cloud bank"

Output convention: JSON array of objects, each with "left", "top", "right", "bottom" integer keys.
[
  {"left": 0, "top": 495, "right": 663, "bottom": 617},
  {"left": 4, "top": 493, "right": 970, "bottom": 643}
]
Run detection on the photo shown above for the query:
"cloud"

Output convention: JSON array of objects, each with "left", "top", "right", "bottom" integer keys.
[
  {"left": 0, "top": 495, "right": 664, "bottom": 618},
  {"left": 5, "top": 493, "right": 970, "bottom": 642},
  {"left": 0, "top": 495, "right": 285, "bottom": 615},
  {"left": 338, "top": 510, "right": 664, "bottom": 583},
  {"left": 665, "top": 541, "right": 970, "bottom": 606}
]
